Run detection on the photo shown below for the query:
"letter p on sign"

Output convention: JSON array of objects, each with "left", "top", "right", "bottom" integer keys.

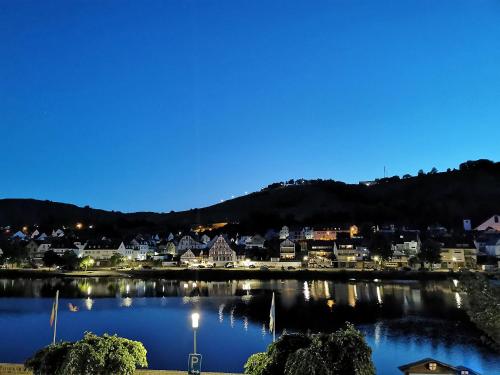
[{"left": 188, "top": 353, "right": 202, "bottom": 374}]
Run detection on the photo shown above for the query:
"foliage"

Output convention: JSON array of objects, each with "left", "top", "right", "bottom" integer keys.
[
  {"left": 25, "top": 332, "right": 147, "bottom": 375},
  {"left": 244, "top": 353, "right": 269, "bottom": 375},
  {"left": 43, "top": 250, "right": 61, "bottom": 268},
  {"left": 79, "top": 256, "right": 94, "bottom": 271},
  {"left": 459, "top": 272, "right": 500, "bottom": 349},
  {"left": 418, "top": 239, "right": 441, "bottom": 268},
  {"left": 369, "top": 233, "right": 393, "bottom": 261},
  {"left": 25, "top": 342, "right": 73, "bottom": 375},
  {"left": 109, "top": 253, "right": 125, "bottom": 267},
  {"left": 61, "top": 251, "right": 79, "bottom": 270},
  {"left": 244, "top": 323, "right": 375, "bottom": 375}
]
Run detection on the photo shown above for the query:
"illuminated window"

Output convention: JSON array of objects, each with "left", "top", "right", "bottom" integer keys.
[{"left": 428, "top": 362, "right": 437, "bottom": 371}]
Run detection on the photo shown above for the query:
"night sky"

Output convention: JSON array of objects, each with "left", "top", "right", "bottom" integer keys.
[{"left": 1, "top": 0, "right": 499, "bottom": 212}]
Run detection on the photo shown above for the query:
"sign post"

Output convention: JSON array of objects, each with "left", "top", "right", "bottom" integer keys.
[{"left": 188, "top": 353, "right": 202, "bottom": 375}]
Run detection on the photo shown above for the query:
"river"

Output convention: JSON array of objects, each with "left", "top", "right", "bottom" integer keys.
[{"left": 0, "top": 277, "right": 498, "bottom": 374}]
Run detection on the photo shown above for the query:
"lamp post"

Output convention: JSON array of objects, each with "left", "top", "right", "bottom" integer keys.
[{"left": 191, "top": 312, "right": 200, "bottom": 354}]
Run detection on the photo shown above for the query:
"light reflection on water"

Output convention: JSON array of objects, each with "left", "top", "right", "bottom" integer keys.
[{"left": 0, "top": 278, "right": 498, "bottom": 374}]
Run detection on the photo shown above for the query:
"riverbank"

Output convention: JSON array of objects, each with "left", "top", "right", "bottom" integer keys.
[
  {"left": 0, "top": 363, "right": 242, "bottom": 375},
  {"left": 1, "top": 267, "right": 496, "bottom": 281}
]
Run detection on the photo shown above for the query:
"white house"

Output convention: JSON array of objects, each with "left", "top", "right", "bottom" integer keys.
[
  {"left": 279, "top": 226, "right": 289, "bottom": 240},
  {"left": 180, "top": 249, "right": 204, "bottom": 264},
  {"left": 52, "top": 229, "right": 65, "bottom": 238},
  {"left": 82, "top": 240, "right": 126, "bottom": 260},
  {"left": 25, "top": 240, "right": 51, "bottom": 258},
  {"left": 50, "top": 240, "right": 81, "bottom": 256},
  {"left": 475, "top": 215, "right": 500, "bottom": 231},
  {"left": 475, "top": 232, "right": 500, "bottom": 257},
  {"left": 130, "top": 239, "right": 151, "bottom": 260},
  {"left": 11, "top": 231, "right": 26, "bottom": 240},
  {"left": 37, "top": 233, "right": 48, "bottom": 241},
  {"left": 302, "top": 227, "right": 314, "bottom": 240},
  {"left": 246, "top": 235, "right": 266, "bottom": 249},
  {"left": 393, "top": 231, "right": 420, "bottom": 256},
  {"left": 280, "top": 239, "right": 295, "bottom": 260},
  {"left": 209, "top": 236, "right": 236, "bottom": 266},
  {"left": 177, "top": 235, "right": 205, "bottom": 253}
]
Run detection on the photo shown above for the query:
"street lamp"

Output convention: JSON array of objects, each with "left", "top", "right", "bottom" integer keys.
[{"left": 191, "top": 312, "right": 200, "bottom": 354}]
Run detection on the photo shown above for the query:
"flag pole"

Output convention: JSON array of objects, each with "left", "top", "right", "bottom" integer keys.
[
  {"left": 270, "top": 292, "right": 276, "bottom": 342},
  {"left": 52, "top": 290, "right": 59, "bottom": 345}
]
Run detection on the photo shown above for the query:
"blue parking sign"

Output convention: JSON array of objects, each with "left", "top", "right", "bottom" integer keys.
[{"left": 188, "top": 353, "right": 202, "bottom": 374}]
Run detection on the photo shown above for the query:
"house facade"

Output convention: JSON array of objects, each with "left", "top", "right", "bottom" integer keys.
[
  {"left": 177, "top": 235, "right": 205, "bottom": 252},
  {"left": 180, "top": 249, "right": 204, "bottom": 264},
  {"left": 82, "top": 240, "right": 126, "bottom": 260},
  {"left": 279, "top": 226, "right": 289, "bottom": 240},
  {"left": 475, "top": 214, "right": 500, "bottom": 231},
  {"left": 208, "top": 236, "right": 236, "bottom": 266},
  {"left": 440, "top": 246, "right": 477, "bottom": 270},
  {"left": 398, "top": 358, "right": 479, "bottom": 375},
  {"left": 279, "top": 239, "right": 295, "bottom": 260}
]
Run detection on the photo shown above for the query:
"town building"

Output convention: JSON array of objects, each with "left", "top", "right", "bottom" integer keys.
[
  {"left": 50, "top": 239, "right": 81, "bottom": 256},
  {"left": 475, "top": 214, "right": 500, "bottom": 231},
  {"left": 474, "top": 231, "right": 500, "bottom": 257},
  {"left": 279, "top": 226, "right": 289, "bottom": 239},
  {"left": 82, "top": 240, "right": 126, "bottom": 260},
  {"left": 246, "top": 234, "right": 266, "bottom": 249},
  {"left": 440, "top": 241, "right": 477, "bottom": 270},
  {"left": 313, "top": 229, "right": 337, "bottom": 241},
  {"left": 177, "top": 235, "right": 205, "bottom": 253},
  {"left": 302, "top": 227, "right": 314, "bottom": 240},
  {"left": 308, "top": 240, "right": 335, "bottom": 267},
  {"left": 208, "top": 236, "right": 236, "bottom": 266},
  {"left": 180, "top": 249, "right": 204, "bottom": 264},
  {"left": 279, "top": 239, "right": 295, "bottom": 260},
  {"left": 393, "top": 231, "right": 421, "bottom": 256},
  {"left": 398, "top": 358, "right": 479, "bottom": 375}
]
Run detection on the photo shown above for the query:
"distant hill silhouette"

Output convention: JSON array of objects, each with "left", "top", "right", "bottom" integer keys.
[{"left": 1, "top": 160, "right": 499, "bottom": 232}]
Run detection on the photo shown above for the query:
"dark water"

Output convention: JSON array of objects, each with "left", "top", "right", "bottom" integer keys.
[{"left": 0, "top": 278, "right": 498, "bottom": 374}]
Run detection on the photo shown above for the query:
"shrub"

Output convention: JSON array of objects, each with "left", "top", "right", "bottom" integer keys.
[
  {"left": 25, "top": 332, "right": 147, "bottom": 375},
  {"left": 244, "top": 323, "right": 375, "bottom": 375}
]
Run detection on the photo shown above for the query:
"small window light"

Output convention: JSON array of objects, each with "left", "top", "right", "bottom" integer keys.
[{"left": 428, "top": 362, "right": 437, "bottom": 371}]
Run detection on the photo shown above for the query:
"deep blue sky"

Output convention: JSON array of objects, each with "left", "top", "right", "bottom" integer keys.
[{"left": 1, "top": 0, "right": 499, "bottom": 212}]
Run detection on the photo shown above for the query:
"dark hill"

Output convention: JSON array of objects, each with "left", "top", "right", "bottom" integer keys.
[{"left": 1, "top": 160, "right": 499, "bottom": 232}]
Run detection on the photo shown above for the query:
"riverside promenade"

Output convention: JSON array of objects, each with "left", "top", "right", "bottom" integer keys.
[{"left": 0, "top": 364, "right": 242, "bottom": 375}]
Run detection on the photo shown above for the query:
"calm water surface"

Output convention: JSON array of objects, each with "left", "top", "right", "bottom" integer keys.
[{"left": 0, "top": 278, "right": 498, "bottom": 374}]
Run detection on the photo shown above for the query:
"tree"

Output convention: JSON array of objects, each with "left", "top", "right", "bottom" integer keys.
[
  {"left": 244, "top": 323, "right": 375, "bottom": 375},
  {"left": 61, "top": 251, "right": 79, "bottom": 270},
  {"left": 459, "top": 272, "right": 500, "bottom": 348},
  {"left": 418, "top": 239, "right": 441, "bottom": 269},
  {"left": 402, "top": 174, "right": 412, "bottom": 179},
  {"left": 43, "top": 250, "right": 61, "bottom": 268},
  {"left": 429, "top": 167, "right": 438, "bottom": 174},
  {"left": 369, "top": 232, "right": 393, "bottom": 261},
  {"left": 25, "top": 332, "right": 148, "bottom": 375},
  {"left": 109, "top": 253, "right": 124, "bottom": 267},
  {"left": 417, "top": 169, "right": 425, "bottom": 176},
  {"left": 80, "top": 256, "right": 95, "bottom": 271}
]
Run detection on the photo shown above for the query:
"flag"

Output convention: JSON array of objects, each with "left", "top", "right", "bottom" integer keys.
[
  {"left": 49, "top": 300, "right": 56, "bottom": 327},
  {"left": 269, "top": 292, "right": 275, "bottom": 333}
]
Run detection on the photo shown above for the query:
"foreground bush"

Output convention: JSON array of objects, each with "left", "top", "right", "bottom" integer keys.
[
  {"left": 244, "top": 323, "right": 375, "bottom": 375},
  {"left": 459, "top": 272, "right": 500, "bottom": 349},
  {"left": 25, "top": 332, "right": 148, "bottom": 375}
]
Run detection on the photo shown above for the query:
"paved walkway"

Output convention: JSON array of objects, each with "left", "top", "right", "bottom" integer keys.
[{"left": 0, "top": 363, "right": 242, "bottom": 375}]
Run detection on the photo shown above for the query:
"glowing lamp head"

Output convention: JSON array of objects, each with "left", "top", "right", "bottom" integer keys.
[{"left": 191, "top": 312, "right": 200, "bottom": 329}]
